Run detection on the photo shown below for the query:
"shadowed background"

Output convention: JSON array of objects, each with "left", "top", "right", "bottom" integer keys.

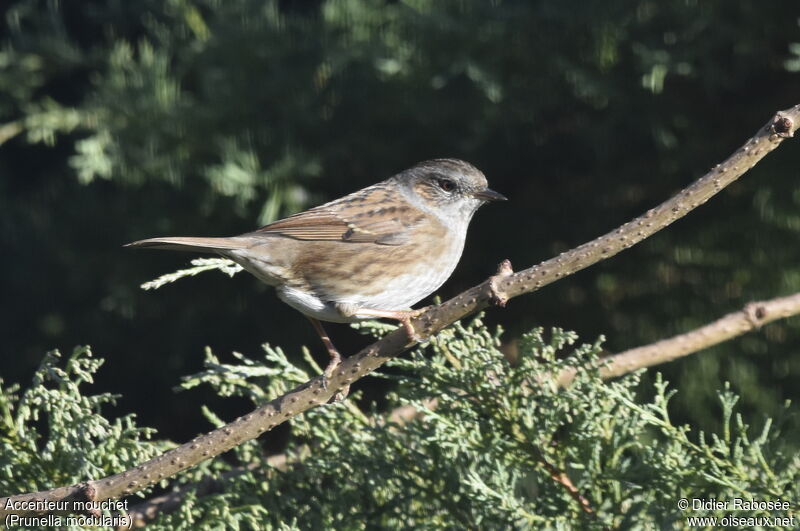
[{"left": 1, "top": 0, "right": 799, "bottom": 448}]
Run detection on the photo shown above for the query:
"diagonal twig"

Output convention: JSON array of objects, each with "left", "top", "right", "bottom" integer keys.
[
  {"left": 125, "top": 287, "right": 800, "bottom": 526},
  {"left": 1, "top": 104, "right": 797, "bottom": 517},
  {"left": 558, "top": 291, "right": 800, "bottom": 387}
]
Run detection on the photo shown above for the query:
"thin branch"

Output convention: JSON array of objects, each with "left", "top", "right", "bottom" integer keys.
[
  {"left": 1, "top": 104, "right": 797, "bottom": 517},
  {"left": 125, "top": 288, "right": 800, "bottom": 524},
  {"left": 127, "top": 290, "right": 800, "bottom": 525},
  {"left": 540, "top": 458, "right": 596, "bottom": 517},
  {"left": 122, "top": 454, "right": 289, "bottom": 529},
  {"left": 558, "top": 291, "right": 800, "bottom": 387},
  {"left": 125, "top": 396, "right": 438, "bottom": 526}
]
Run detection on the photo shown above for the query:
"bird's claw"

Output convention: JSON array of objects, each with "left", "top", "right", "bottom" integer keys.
[
  {"left": 400, "top": 309, "right": 426, "bottom": 345},
  {"left": 321, "top": 350, "right": 341, "bottom": 389},
  {"left": 320, "top": 353, "right": 349, "bottom": 401}
]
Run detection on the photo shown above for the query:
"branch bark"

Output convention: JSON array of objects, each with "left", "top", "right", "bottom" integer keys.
[
  {"left": 122, "top": 454, "right": 290, "bottom": 528},
  {"left": 558, "top": 292, "right": 800, "bottom": 387},
  {"left": 125, "top": 288, "right": 800, "bottom": 526},
  {"left": 1, "top": 104, "right": 798, "bottom": 517}
]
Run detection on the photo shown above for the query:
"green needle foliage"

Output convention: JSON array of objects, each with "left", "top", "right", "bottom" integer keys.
[
  {"left": 112, "top": 317, "right": 800, "bottom": 528},
  {"left": 1, "top": 319, "right": 797, "bottom": 527},
  {"left": 1, "top": 1, "right": 799, "bottom": 528},
  {"left": 3, "top": 0, "right": 800, "bottom": 443},
  {"left": 0, "top": 347, "right": 167, "bottom": 497}
]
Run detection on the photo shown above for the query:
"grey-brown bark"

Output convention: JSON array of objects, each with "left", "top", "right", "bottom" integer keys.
[{"left": 1, "top": 104, "right": 797, "bottom": 518}]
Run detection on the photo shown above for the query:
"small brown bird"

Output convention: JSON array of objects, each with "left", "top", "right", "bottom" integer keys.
[{"left": 126, "top": 159, "right": 505, "bottom": 386}]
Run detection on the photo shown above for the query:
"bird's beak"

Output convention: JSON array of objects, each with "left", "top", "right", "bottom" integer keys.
[{"left": 473, "top": 188, "right": 507, "bottom": 202}]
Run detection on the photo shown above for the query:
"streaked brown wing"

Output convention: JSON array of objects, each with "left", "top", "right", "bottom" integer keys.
[{"left": 252, "top": 182, "right": 425, "bottom": 246}]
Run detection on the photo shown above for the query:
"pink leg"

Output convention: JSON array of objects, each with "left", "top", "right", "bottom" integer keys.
[
  {"left": 307, "top": 317, "right": 344, "bottom": 392},
  {"left": 352, "top": 309, "right": 423, "bottom": 343}
]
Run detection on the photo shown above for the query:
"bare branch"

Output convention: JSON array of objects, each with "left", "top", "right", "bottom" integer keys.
[
  {"left": 122, "top": 454, "right": 289, "bottom": 529},
  {"left": 126, "top": 287, "right": 800, "bottom": 524},
  {"left": 558, "top": 292, "right": 800, "bottom": 387},
  {"left": 1, "top": 104, "right": 797, "bottom": 517},
  {"left": 540, "top": 458, "right": 596, "bottom": 517}
]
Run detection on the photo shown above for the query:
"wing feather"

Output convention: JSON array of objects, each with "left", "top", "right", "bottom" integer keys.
[{"left": 251, "top": 182, "right": 423, "bottom": 246}]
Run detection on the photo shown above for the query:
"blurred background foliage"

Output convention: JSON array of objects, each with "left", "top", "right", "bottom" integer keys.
[{"left": 1, "top": 0, "right": 799, "bottom": 446}]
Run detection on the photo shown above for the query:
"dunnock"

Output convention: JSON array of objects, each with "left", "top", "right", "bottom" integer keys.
[{"left": 126, "top": 159, "right": 505, "bottom": 386}]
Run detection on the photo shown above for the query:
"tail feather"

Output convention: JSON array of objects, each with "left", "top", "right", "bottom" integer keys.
[{"left": 124, "top": 236, "right": 245, "bottom": 253}]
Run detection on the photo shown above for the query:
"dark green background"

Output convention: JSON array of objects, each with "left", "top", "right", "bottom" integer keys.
[{"left": 1, "top": 0, "right": 799, "bottom": 445}]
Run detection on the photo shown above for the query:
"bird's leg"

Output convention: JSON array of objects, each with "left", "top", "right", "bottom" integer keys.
[
  {"left": 351, "top": 308, "right": 424, "bottom": 344},
  {"left": 307, "top": 317, "right": 348, "bottom": 398}
]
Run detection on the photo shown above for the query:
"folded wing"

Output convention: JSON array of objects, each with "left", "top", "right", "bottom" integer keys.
[{"left": 252, "top": 182, "right": 424, "bottom": 246}]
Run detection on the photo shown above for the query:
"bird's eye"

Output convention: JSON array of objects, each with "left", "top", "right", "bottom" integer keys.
[{"left": 437, "top": 178, "right": 456, "bottom": 192}]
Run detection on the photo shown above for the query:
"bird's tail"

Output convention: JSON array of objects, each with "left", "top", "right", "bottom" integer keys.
[{"left": 124, "top": 236, "right": 245, "bottom": 253}]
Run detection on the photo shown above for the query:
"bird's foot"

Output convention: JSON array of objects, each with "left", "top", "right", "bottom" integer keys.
[
  {"left": 320, "top": 349, "right": 342, "bottom": 391},
  {"left": 396, "top": 309, "right": 425, "bottom": 345},
  {"left": 321, "top": 354, "right": 349, "bottom": 401},
  {"left": 350, "top": 308, "right": 426, "bottom": 345},
  {"left": 307, "top": 317, "right": 348, "bottom": 400},
  {"left": 321, "top": 347, "right": 351, "bottom": 397}
]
